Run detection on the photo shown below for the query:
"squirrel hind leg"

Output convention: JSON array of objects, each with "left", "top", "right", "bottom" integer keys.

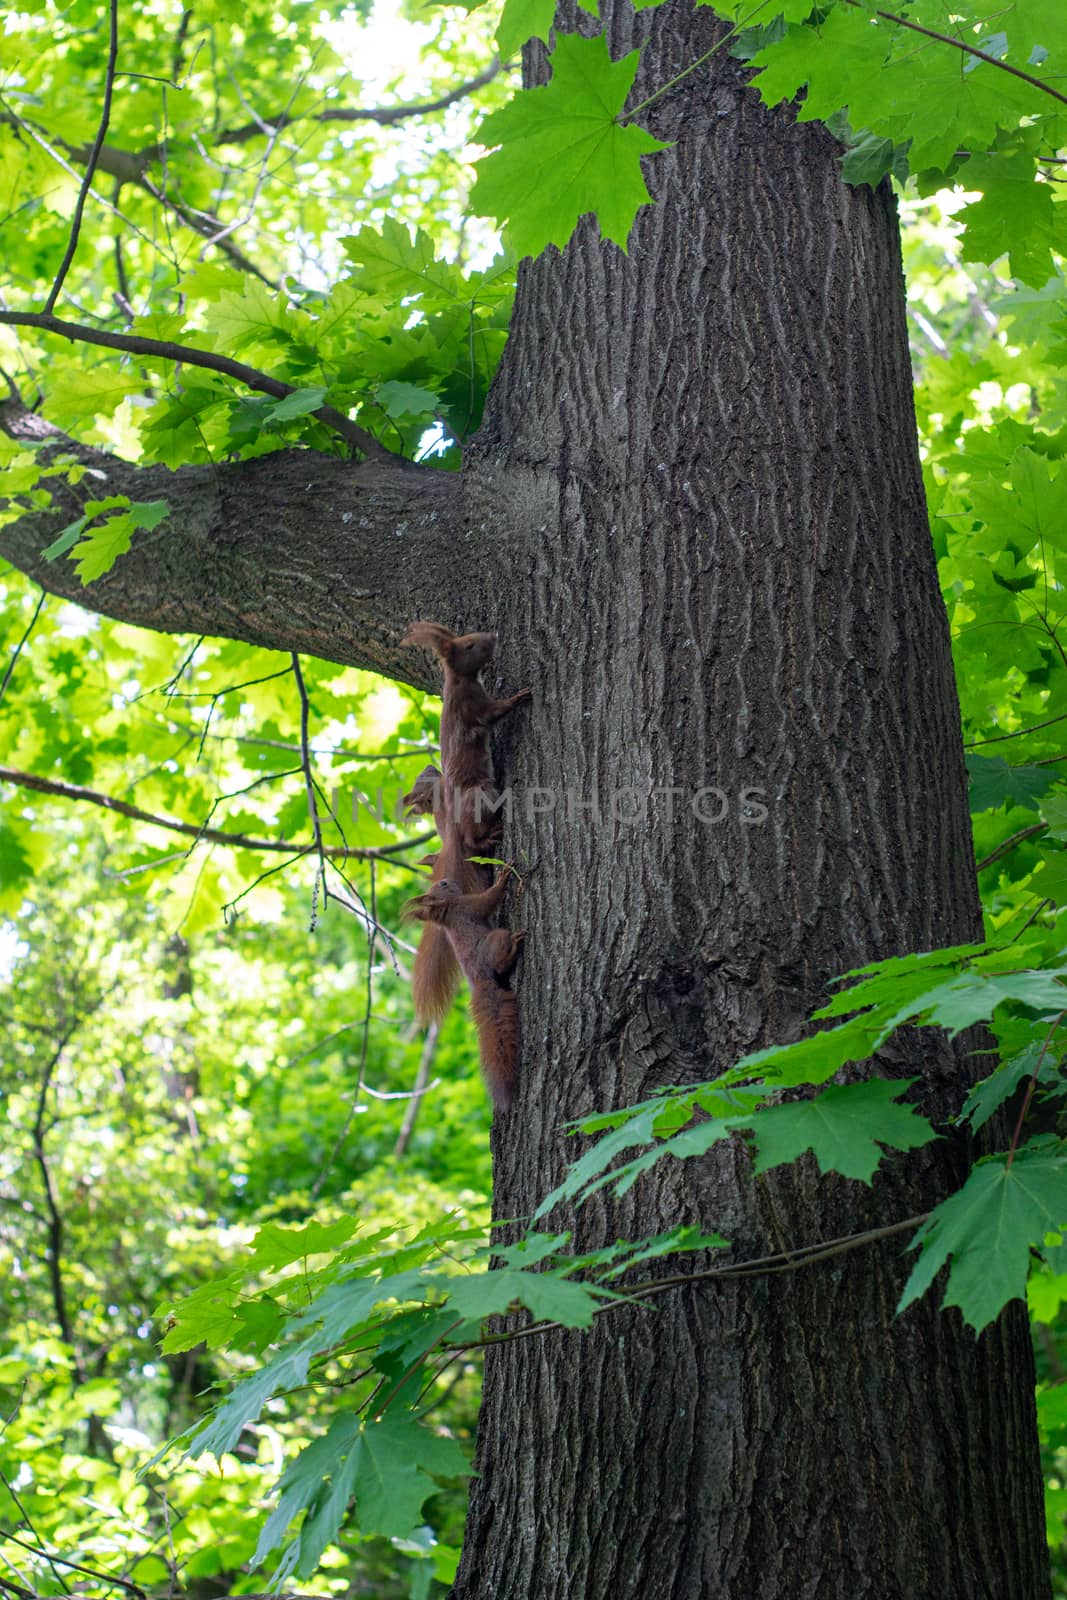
[{"left": 484, "top": 927, "right": 524, "bottom": 977}]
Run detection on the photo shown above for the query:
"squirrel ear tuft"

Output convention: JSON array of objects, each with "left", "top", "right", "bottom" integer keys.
[{"left": 401, "top": 621, "right": 453, "bottom": 658}]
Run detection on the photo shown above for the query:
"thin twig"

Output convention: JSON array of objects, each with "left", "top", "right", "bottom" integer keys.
[
  {"left": 0, "top": 589, "right": 46, "bottom": 704},
  {"left": 394, "top": 1022, "right": 440, "bottom": 1158},
  {"left": 966, "top": 711, "right": 1067, "bottom": 747},
  {"left": 31, "top": 1032, "right": 81, "bottom": 1353},
  {"left": 0, "top": 1535, "right": 143, "bottom": 1598},
  {"left": 975, "top": 822, "right": 1047, "bottom": 873},
  {"left": 0, "top": 312, "right": 389, "bottom": 460},
  {"left": 290, "top": 654, "right": 327, "bottom": 911},
  {"left": 44, "top": 0, "right": 120, "bottom": 312},
  {"left": 621, "top": 0, "right": 772, "bottom": 121},
  {"left": 0, "top": 1468, "right": 71, "bottom": 1595},
  {"left": 216, "top": 61, "right": 504, "bottom": 144},
  {"left": 450, "top": 1213, "right": 933, "bottom": 1353}
]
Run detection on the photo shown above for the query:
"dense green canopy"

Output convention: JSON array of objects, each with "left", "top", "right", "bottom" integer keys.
[{"left": 1, "top": 0, "right": 1066, "bottom": 1590}]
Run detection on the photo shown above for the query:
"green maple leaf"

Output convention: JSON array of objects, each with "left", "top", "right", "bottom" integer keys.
[
  {"left": 341, "top": 217, "right": 462, "bottom": 305},
  {"left": 1043, "top": 793, "right": 1067, "bottom": 841},
  {"left": 470, "top": 32, "right": 671, "bottom": 259},
  {"left": 376, "top": 379, "right": 440, "bottom": 419},
  {"left": 445, "top": 1266, "right": 608, "bottom": 1327},
  {"left": 743, "top": 1, "right": 1053, "bottom": 174},
  {"left": 969, "top": 446, "right": 1067, "bottom": 562},
  {"left": 748, "top": 8, "right": 891, "bottom": 126},
  {"left": 206, "top": 280, "right": 297, "bottom": 353},
  {"left": 245, "top": 1217, "right": 359, "bottom": 1270},
  {"left": 252, "top": 1413, "right": 470, "bottom": 1575},
  {"left": 967, "top": 753, "right": 1057, "bottom": 813},
  {"left": 958, "top": 148, "right": 1067, "bottom": 286},
  {"left": 0, "top": 823, "right": 33, "bottom": 903},
  {"left": 751, "top": 1079, "right": 935, "bottom": 1182},
  {"left": 1031, "top": 849, "right": 1067, "bottom": 907},
  {"left": 839, "top": 129, "right": 911, "bottom": 188},
  {"left": 496, "top": 0, "right": 555, "bottom": 59},
  {"left": 960, "top": 1042, "right": 1058, "bottom": 1133},
  {"left": 899, "top": 1141, "right": 1067, "bottom": 1331},
  {"left": 264, "top": 386, "right": 327, "bottom": 422}
]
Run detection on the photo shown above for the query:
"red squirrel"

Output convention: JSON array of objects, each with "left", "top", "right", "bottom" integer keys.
[
  {"left": 399, "top": 626, "right": 530, "bottom": 1038},
  {"left": 403, "top": 870, "right": 523, "bottom": 1111},
  {"left": 401, "top": 764, "right": 481, "bottom": 1024},
  {"left": 400, "top": 622, "right": 530, "bottom": 852}
]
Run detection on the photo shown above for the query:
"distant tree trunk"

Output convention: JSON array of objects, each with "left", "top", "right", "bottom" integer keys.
[{"left": 452, "top": 3, "right": 1051, "bottom": 1595}]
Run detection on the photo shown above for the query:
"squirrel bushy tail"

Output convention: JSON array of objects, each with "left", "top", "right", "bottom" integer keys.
[
  {"left": 412, "top": 926, "right": 461, "bottom": 1026},
  {"left": 470, "top": 984, "right": 519, "bottom": 1111}
]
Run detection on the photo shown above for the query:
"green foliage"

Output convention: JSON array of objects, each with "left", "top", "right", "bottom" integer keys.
[
  {"left": 899, "top": 1138, "right": 1067, "bottom": 1331},
  {"left": 470, "top": 34, "right": 670, "bottom": 256},
  {"left": 2, "top": 0, "right": 1067, "bottom": 1584},
  {"left": 536, "top": 936, "right": 1067, "bottom": 1335},
  {"left": 151, "top": 1215, "right": 721, "bottom": 1576}
]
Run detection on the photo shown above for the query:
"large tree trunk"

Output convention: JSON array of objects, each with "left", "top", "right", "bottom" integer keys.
[{"left": 452, "top": 5, "right": 1050, "bottom": 1596}]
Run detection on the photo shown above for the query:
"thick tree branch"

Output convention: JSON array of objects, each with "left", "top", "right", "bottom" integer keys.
[
  {"left": 0, "top": 312, "right": 387, "bottom": 459},
  {"left": 0, "top": 405, "right": 466, "bottom": 685}
]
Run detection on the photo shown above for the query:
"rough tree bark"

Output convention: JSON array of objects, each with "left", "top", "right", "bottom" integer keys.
[{"left": 0, "top": 1, "right": 1051, "bottom": 1595}]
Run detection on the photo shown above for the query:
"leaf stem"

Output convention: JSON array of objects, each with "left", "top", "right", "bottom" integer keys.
[{"left": 1005, "top": 1009, "right": 1064, "bottom": 1168}]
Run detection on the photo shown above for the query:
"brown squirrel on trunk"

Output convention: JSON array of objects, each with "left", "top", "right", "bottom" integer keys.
[
  {"left": 401, "top": 763, "right": 481, "bottom": 1024},
  {"left": 402, "top": 870, "right": 523, "bottom": 1110},
  {"left": 400, "top": 626, "right": 530, "bottom": 1032},
  {"left": 400, "top": 622, "right": 530, "bottom": 852}
]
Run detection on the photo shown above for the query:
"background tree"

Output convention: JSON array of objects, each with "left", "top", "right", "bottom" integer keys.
[{"left": 1, "top": 0, "right": 1065, "bottom": 1595}]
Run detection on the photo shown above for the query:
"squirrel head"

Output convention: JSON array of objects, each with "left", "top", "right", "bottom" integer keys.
[
  {"left": 401, "top": 765, "right": 442, "bottom": 816},
  {"left": 401, "top": 621, "right": 496, "bottom": 678},
  {"left": 447, "top": 631, "right": 496, "bottom": 676},
  {"left": 401, "top": 878, "right": 462, "bottom": 925}
]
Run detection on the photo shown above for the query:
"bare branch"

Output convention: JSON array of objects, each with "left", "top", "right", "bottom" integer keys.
[
  {"left": 210, "top": 61, "right": 504, "bottom": 146},
  {"left": 44, "top": 0, "right": 120, "bottom": 313},
  {"left": 394, "top": 1021, "right": 440, "bottom": 1158},
  {"left": 0, "top": 311, "right": 389, "bottom": 459},
  {"left": 0, "top": 764, "right": 433, "bottom": 862},
  {"left": 291, "top": 651, "right": 328, "bottom": 887},
  {"left": 133, "top": 173, "right": 280, "bottom": 286},
  {"left": 975, "top": 822, "right": 1048, "bottom": 873}
]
